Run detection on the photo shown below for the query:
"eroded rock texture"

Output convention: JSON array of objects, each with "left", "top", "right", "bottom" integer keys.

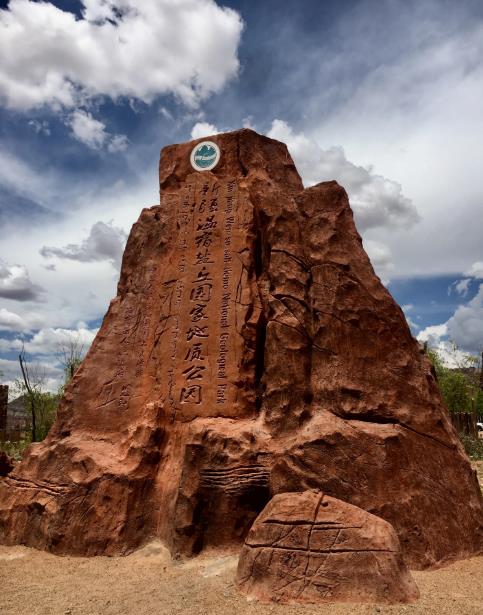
[
  {"left": 236, "top": 491, "right": 419, "bottom": 604},
  {"left": 0, "top": 129, "right": 481, "bottom": 567}
]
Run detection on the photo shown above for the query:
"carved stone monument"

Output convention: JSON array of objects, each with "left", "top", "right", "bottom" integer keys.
[
  {"left": 236, "top": 490, "right": 420, "bottom": 604},
  {"left": 0, "top": 129, "right": 481, "bottom": 572}
]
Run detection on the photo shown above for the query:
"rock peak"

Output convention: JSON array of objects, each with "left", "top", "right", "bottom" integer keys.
[{"left": 159, "top": 127, "right": 304, "bottom": 193}]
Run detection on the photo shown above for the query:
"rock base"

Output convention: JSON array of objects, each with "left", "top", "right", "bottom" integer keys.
[{"left": 236, "top": 491, "right": 420, "bottom": 604}]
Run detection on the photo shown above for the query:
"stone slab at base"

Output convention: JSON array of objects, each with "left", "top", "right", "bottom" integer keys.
[{"left": 236, "top": 491, "right": 420, "bottom": 605}]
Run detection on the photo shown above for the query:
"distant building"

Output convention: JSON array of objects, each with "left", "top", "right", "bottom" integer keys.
[
  {"left": 0, "top": 386, "right": 31, "bottom": 441},
  {"left": 7, "top": 395, "right": 31, "bottom": 435},
  {"left": 0, "top": 385, "right": 7, "bottom": 432}
]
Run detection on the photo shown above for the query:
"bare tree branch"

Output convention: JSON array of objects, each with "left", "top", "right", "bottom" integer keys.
[
  {"left": 19, "top": 345, "right": 36, "bottom": 442},
  {"left": 57, "top": 332, "right": 86, "bottom": 384}
]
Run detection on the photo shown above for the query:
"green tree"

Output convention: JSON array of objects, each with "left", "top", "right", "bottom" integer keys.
[
  {"left": 17, "top": 348, "right": 59, "bottom": 442},
  {"left": 427, "top": 345, "right": 483, "bottom": 459},
  {"left": 427, "top": 346, "right": 479, "bottom": 414},
  {"left": 477, "top": 390, "right": 483, "bottom": 415}
]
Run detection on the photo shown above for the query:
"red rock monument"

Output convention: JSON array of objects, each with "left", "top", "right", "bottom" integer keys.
[
  {"left": 0, "top": 130, "right": 481, "bottom": 571},
  {"left": 236, "top": 490, "right": 419, "bottom": 604}
]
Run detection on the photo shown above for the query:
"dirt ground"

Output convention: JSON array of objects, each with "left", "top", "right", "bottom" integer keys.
[
  {"left": 0, "top": 540, "right": 482, "bottom": 615},
  {"left": 1, "top": 461, "right": 482, "bottom": 615}
]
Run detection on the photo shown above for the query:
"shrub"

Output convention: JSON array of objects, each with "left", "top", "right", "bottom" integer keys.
[
  {"left": 0, "top": 438, "right": 31, "bottom": 461},
  {"left": 459, "top": 433, "right": 483, "bottom": 461}
]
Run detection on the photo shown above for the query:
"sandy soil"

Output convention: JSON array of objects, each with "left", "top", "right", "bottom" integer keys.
[{"left": 0, "top": 539, "right": 482, "bottom": 615}]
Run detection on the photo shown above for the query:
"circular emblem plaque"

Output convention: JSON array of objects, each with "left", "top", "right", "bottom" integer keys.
[{"left": 190, "top": 140, "right": 220, "bottom": 171}]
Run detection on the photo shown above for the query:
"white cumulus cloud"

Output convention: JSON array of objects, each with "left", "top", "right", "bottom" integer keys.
[
  {"left": 267, "top": 120, "right": 419, "bottom": 232},
  {"left": 430, "top": 341, "right": 474, "bottom": 369},
  {"left": 22, "top": 326, "right": 98, "bottom": 356},
  {"left": 417, "top": 323, "right": 448, "bottom": 348},
  {"left": 450, "top": 278, "right": 471, "bottom": 297},
  {"left": 417, "top": 281, "right": 483, "bottom": 355},
  {"left": 0, "top": 308, "right": 29, "bottom": 332},
  {"left": 68, "top": 110, "right": 108, "bottom": 149},
  {"left": 68, "top": 109, "right": 128, "bottom": 152},
  {"left": 363, "top": 239, "right": 394, "bottom": 284},
  {"left": 0, "top": 260, "right": 44, "bottom": 301},
  {"left": 28, "top": 119, "right": 50, "bottom": 136},
  {"left": 190, "top": 122, "right": 220, "bottom": 140},
  {"left": 107, "top": 134, "right": 129, "bottom": 153},
  {"left": 446, "top": 284, "right": 483, "bottom": 354},
  {"left": 0, "top": 307, "right": 45, "bottom": 332},
  {"left": 465, "top": 261, "right": 483, "bottom": 279},
  {"left": 0, "top": 0, "right": 243, "bottom": 110}
]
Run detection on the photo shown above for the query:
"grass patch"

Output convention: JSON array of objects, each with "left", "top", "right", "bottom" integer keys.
[{"left": 0, "top": 439, "right": 31, "bottom": 461}]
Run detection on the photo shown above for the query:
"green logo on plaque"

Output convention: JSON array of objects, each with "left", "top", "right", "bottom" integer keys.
[{"left": 190, "top": 141, "right": 220, "bottom": 171}]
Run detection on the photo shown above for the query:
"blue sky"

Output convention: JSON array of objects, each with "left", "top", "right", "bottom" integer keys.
[{"left": 0, "top": 0, "right": 482, "bottom": 390}]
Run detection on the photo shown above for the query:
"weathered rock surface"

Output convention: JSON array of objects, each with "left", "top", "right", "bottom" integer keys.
[
  {"left": 236, "top": 490, "right": 419, "bottom": 604},
  {"left": 0, "top": 451, "right": 14, "bottom": 477},
  {"left": 0, "top": 129, "right": 481, "bottom": 567}
]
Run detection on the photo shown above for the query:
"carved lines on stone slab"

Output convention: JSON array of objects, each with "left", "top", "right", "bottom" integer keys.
[{"left": 200, "top": 464, "right": 269, "bottom": 495}]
